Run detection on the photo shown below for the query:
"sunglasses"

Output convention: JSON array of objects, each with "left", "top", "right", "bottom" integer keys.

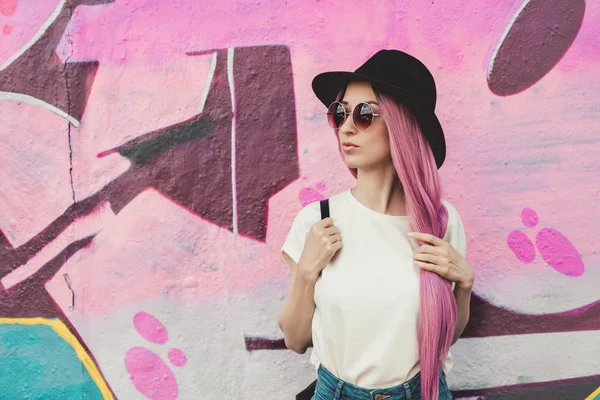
[{"left": 327, "top": 101, "right": 381, "bottom": 130}]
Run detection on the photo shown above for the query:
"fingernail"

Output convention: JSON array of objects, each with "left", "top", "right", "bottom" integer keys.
[{"left": 407, "top": 232, "right": 415, "bottom": 236}]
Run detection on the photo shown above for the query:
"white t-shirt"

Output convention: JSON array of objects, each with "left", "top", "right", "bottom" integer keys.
[{"left": 281, "top": 188, "right": 467, "bottom": 389}]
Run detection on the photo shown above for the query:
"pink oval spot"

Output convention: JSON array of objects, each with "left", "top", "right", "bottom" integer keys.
[
  {"left": 133, "top": 312, "right": 168, "bottom": 344},
  {"left": 2, "top": 25, "right": 12, "bottom": 35},
  {"left": 536, "top": 228, "right": 584, "bottom": 277},
  {"left": 315, "top": 181, "right": 327, "bottom": 191},
  {"left": 521, "top": 208, "right": 539, "bottom": 228},
  {"left": 0, "top": 0, "right": 18, "bottom": 16},
  {"left": 125, "top": 347, "right": 178, "bottom": 400},
  {"left": 168, "top": 348, "right": 187, "bottom": 367},
  {"left": 298, "top": 187, "right": 326, "bottom": 207},
  {"left": 507, "top": 231, "right": 535, "bottom": 263}
]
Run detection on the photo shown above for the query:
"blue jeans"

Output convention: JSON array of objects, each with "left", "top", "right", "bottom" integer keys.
[{"left": 312, "top": 364, "right": 453, "bottom": 400}]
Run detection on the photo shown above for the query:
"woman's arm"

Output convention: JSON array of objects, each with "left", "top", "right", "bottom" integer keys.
[
  {"left": 277, "top": 253, "right": 317, "bottom": 354},
  {"left": 452, "top": 282, "right": 472, "bottom": 345},
  {"left": 278, "top": 217, "right": 342, "bottom": 354}
]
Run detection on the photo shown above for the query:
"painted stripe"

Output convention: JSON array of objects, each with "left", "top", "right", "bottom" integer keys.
[
  {"left": 585, "top": 386, "right": 600, "bottom": 400},
  {"left": 227, "top": 48, "right": 238, "bottom": 235},
  {"left": 0, "top": 92, "right": 80, "bottom": 126}
]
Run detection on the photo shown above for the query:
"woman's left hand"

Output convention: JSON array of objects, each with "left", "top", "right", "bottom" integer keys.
[{"left": 407, "top": 232, "right": 474, "bottom": 290}]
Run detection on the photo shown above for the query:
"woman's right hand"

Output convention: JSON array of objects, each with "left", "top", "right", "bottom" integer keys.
[{"left": 296, "top": 218, "right": 342, "bottom": 283}]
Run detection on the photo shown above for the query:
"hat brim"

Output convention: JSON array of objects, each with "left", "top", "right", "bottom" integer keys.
[{"left": 311, "top": 71, "right": 446, "bottom": 168}]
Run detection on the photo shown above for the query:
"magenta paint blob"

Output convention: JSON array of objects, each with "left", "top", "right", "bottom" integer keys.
[
  {"left": 521, "top": 208, "right": 539, "bottom": 228},
  {"left": 124, "top": 347, "right": 179, "bottom": 400},
  {"left": 536, "top": 228, "right": 584, "bottom": 277},
  {"left": 0, "top": 0, "right": 18, "bottom": 16},
  {"left": 298, "top": 187, "right": 326, "bottom": 207},
  {"left": 133, "top": 312, "right": 169, "bottom": 344},
  {"left": 168, "top": 348, "right": 187, "bottom": 367},
  {"left": 507, "top": 230, "right": 536, "bottom": 263}
]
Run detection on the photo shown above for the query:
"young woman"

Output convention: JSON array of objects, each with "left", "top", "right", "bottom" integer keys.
[{"left": 278, "top": 50, "right": 474, "bottom": 400}]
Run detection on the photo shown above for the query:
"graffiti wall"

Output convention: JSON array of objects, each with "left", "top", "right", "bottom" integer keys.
[{"left": 0, "top": 0, "right": 598, "bottom": 399}]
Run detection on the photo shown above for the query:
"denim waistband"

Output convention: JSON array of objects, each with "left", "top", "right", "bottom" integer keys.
[{"left": 315, "top": 364, "right": 449, "bottom": 400}]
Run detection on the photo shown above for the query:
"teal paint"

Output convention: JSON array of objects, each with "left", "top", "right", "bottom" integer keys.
[{"left": 0, "top": 324, "right": 103, "bottom": 400}]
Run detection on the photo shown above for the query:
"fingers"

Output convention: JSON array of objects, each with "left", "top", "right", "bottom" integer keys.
[
  {"left": 327, "top": 239, "right": 343, "bottom": 253},
  {"left": 413, "top": 252, "right": 448, "bottom": 267},
  {"left": 330, "top": 233, "right": 342, "bottom": 243},
  {"left": 311, "top": 218, "right": 335, "bottom": 234},
  {"left": 312, "top": 219, "right": 340, "bottom": 238},
  {"left": 323, "top": 226, "right": 340, "bottom": 236},
  {"left": 320, "top": 217, "right": 335, "bottom": 228},
  {"left": 310, "top": 218, "right": 342, "bottom": 253},
  {"left": 417, "top": 244, "right": 448, "bottom": 257},
  {"left": 320, "top": 232, "right": 341, "bottom": 246},
  {"left": 407, "top": 231, "right": 445, "bottom": 247},
  {"left": 414, "top": 260, "right": 448, "bottom": 276}
]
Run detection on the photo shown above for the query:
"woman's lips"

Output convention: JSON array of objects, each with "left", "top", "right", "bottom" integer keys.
[{"left": 342, "top": 142, "right": 359, "bottom": 153}]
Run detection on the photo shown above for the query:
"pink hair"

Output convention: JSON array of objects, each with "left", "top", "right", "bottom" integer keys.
[{"left": 336, "top": 86, "right": 457, "bottom": 400}]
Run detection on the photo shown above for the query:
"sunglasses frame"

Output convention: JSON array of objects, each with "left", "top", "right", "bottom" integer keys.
[{"left": 326, "top": 101, "right": 382, "bottom": 130}]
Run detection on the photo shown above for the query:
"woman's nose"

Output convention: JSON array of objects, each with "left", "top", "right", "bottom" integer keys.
[{"left": 339, "top": 114, "right": 357, "bottom": 135}]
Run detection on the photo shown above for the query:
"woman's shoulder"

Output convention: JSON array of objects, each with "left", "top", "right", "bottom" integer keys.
[
  {"left": 288, "top": 200, "right": 322, "bottom": 231},
  {"left": 441, "top": 199, "right": 464, "bottom": 235},
  {"left": 296, "top": 200, "right": 321, "bottom": 219},
  {"left": 441, "top": 199, "right": 467, "bottom": 254},
  {"left": 441, "top": 199, "right": 462, "bottom": 220}
]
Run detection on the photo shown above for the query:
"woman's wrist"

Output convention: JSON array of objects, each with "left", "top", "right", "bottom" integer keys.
[
  {"left": 456, "top": 279, "right": 473, "bottom": 292},
  {"left": 295, "top": 261, "right": 319, "bottom": 286}
]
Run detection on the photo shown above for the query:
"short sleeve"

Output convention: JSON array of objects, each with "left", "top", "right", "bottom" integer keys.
[
  {"left": 281, "top": 202, "right": 321, "bottom": 266},
  {"left": 442, "top": 200, "right": 467, "bottom": 258}
]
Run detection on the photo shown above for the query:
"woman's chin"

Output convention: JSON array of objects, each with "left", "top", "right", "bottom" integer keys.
[
  {"left": 343, "top": 159, "right": 361, "bottom": 169},
  {"left": 343, "top": 157, "right": 392, "bottom": 171}
]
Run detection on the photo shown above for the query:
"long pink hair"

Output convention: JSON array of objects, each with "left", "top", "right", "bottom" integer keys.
[{"left": 337, "top": 86, "right": 457, "bottom": 400}]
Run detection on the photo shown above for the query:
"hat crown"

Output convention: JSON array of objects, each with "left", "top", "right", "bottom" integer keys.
[
  {"left": 355, "top": 50, "right": 437, "bottom": 110},
  {"left": 310, "top": 49, "right": 446, "bottom": 168}
]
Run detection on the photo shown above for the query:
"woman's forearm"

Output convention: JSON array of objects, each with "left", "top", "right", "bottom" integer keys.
[
  {"left": 452, "top": 283, "right": 472, "bottom": 345},
  {"left": 277, "top": 268, "right": 317, "bottom": 354}
]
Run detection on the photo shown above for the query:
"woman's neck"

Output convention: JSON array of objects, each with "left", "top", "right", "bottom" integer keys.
[{"left": 352, "top": 164, "right": 407, "bottom": 216}]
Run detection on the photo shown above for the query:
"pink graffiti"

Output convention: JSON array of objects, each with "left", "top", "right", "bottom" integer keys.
[
  {"left": 536, "top": 228, "right": 584, "bottom": 277},
  {"left": 125, "top": 347, "right": 178, "bottom": 400},
  {"left": 128, "top": 312, "right": 188, "bottom": 398},
  {"left": 521, "top": 207, "right": 539, "bottom": 228},
  {"left": 0, "top": 0, "right": 16, "bottom": 36},
  {"left": 507, "top": 231, "right": 536, "bottom": 263},
  {"left": 299, "top": 181, "right": 327, "bottom": 206},
  {"left": 168, "top": 348, "right": 187, "bottom": 367},
  {"left": 508, "top": 208, "right": 584, "bottom": 276},
  {"left": 133, "top": 311, "right": 169, "bottom": 344},
  {"left": 0, "top": 0, "right": 17, "bottom": 16}
]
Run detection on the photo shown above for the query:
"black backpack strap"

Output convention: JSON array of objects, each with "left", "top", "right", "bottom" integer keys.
[{"left": 319, "top": 199, "right": 330, "bottom": 220}]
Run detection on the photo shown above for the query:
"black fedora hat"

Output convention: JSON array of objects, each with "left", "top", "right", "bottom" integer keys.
[{"left": 311, "top": 49, "right": 446, "bottom": 168}]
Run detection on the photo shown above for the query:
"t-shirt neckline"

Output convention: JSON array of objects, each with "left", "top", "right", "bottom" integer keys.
[{"left": 345, "top": 188, "right": 410, "bottom": 223}]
